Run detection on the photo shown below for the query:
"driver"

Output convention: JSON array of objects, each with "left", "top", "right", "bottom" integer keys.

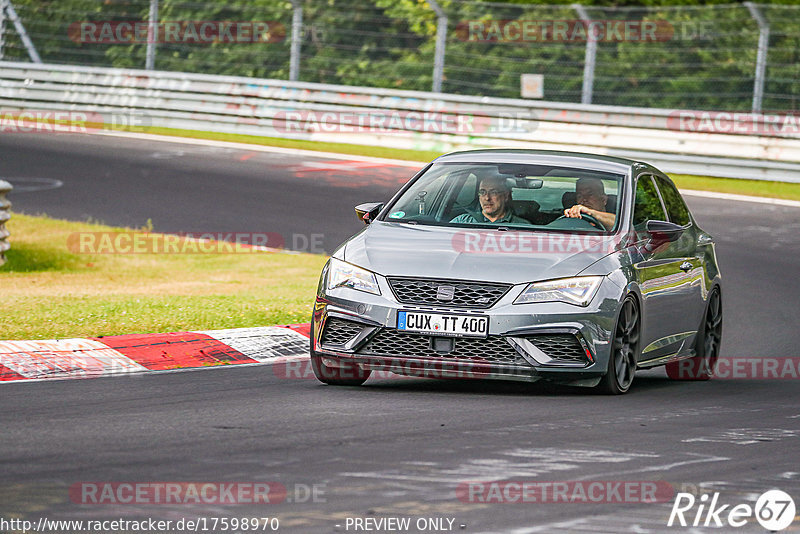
[
  {"left": 450, "top": 176, "right": 528, "bottom": 224},
  {"left": 563, "top": 177, "right": 616, "bottom": 229}
]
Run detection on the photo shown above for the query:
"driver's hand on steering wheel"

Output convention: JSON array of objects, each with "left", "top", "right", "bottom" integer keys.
[
  {"left": 564, "top": 204, "right": 593, "bottom": 219},
  {"left": 564, "top": 204, "right": 604, "bottom": 229}
]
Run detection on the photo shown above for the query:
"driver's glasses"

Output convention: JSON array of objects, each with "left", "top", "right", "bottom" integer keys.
[{"left": 479, "top": 189, "right": 503, "bottom": 198}]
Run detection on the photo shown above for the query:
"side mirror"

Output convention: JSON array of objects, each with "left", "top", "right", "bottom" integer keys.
[
  {"left": 355, "top": 202, "right": 384, "bottom": 225},
  {"left": 646, "top": 220, "right": 684, "bottom": 244}
]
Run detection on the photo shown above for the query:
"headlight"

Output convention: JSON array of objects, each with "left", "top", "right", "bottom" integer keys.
[
  {"left": 327, "top": 258, "right": 381, "bottom": 295},
  {"left": 514, "top": 276, "right": 603, "bottom": 307}
]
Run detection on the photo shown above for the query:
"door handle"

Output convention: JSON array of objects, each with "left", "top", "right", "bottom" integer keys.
[{"left": 679, "top": 261, "right": 693, "bottom": 272}]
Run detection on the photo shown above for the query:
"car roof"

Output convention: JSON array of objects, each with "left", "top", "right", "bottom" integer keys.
[{"left": 434, "top": 149, "right": 638, "bottom": 175}]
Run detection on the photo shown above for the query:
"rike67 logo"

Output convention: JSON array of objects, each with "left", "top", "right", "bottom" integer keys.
[{"left": 668, "top": 489, "right": 795, "bottom": 530}]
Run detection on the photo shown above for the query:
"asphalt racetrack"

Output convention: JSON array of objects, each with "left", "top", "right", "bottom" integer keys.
[{"left": 2, "top": 133, "right": 800, "bottom": 533}]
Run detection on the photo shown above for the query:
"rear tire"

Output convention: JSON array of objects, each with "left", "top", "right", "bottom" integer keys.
[
  {"left": 666, "top": 288, "right": 722, "bottom": 381},
  {"left": 310, "top": 319, "right": 371, "bottom": 386},
  {"left": 597, "top": 296, "right": 640, "bottom": 395}
]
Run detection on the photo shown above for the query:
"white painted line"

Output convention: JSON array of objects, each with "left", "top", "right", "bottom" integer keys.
[
  {"left": 573, "top": 453, "right": 730, "bottom": 481},
  {"left": 1, "top": 325, "right": 312, "bottom": 384},
  {"left": 0, "top": 355, "right": 310, "bottom": 385},
  {"left": 93, "top": 130, "right": 426, "bottom": 168},
  {"left": 0, "top": 338, "right": 146, "bottom": 380},
  {"left": 681, "top": 428, "right": 799, "bottom": 445},
  {"left": 487, "top": 518, "right": 592, "bottom": 534},
  {"left": 174, "top": 234, "right": 298, "bottom": 254},
  {"left": 195, "top": 326, "right": 309, "bottom": 362},
  {"left": 94, "top": 130, "right": 800, "bottom": 207},
  {"left": 680, "top": 188, "right": 800, "bottom": 208}
]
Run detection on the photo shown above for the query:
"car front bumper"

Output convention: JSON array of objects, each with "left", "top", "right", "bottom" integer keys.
[{"left": 311, "top": 273, "right": 623, "bottom": 386}]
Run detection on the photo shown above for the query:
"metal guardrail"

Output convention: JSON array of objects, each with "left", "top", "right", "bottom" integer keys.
[
  {"left": 3, "top": 1, "right": 800, "bottom": 112},
  {"left": 1, "top": 61, "right": 800, "bottom": 182},
  {"left": 0, "top": 179, "right": 11, "bottom": 266}
]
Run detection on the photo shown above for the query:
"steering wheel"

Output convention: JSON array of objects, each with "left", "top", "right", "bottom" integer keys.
[{"left": 551, "top": 213, "right": 606, "bottom": 230}]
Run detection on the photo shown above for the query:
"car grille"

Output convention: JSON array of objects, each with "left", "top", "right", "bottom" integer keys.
[
  {"left": 321, "top": 317, "right": 364, "bottom": 346},
  {"left": 357, "top": 329, "right": 523, "bottom": 365},
  {"left": 387, "top": 277, "right": 511, "bottom": 309},
  {"left": 527, "top": 334, "right": 588, "bottom": 364},
  {"left": 355, "top": 330, "right": 589, "bottom": 367}
]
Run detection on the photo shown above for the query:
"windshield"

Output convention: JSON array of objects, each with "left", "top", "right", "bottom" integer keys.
[{"left": 381, "top": 162, "right": 624, "bottom": 233}]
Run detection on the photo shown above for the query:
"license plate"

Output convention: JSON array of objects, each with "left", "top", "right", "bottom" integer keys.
[{"left": 397, "top": 311, "right": 489, "bottom": 338}]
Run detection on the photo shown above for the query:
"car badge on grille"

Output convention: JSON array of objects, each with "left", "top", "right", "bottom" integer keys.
[{"left": 435, "top": 285, "right": 455, "bottom": 301}]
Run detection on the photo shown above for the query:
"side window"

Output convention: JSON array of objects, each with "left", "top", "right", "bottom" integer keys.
[
  {"left": 654, "top": 177, "right": 691, "bottom": 226},
  {"left": 390, "top": 171, "right": 450, "bottom": 220},
  {"left": 632, "top": 175, "right": 667, "bottom": 230}
]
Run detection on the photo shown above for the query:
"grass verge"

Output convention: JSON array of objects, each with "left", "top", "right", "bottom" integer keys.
[
  {"left": 134, "top": 126, "right": 800, "bottom": 202},
  {"left": 0, "top": 214, "right": 326, "bottom": 340},
  {"left": 137, "top": 126, "right": 446, "bottom": 163},
  {"left": 668, "top": 174, "right": 800, "bottom": 201}
]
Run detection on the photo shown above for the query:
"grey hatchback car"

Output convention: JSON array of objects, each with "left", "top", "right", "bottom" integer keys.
[{"left": 310, "top": 149, "right": 722, "bottom": 394}]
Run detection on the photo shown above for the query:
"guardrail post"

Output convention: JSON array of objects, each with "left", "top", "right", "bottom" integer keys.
[
  {"left": 0, "top": 180, "right": 12, "bottom": 266},
  {"left": 145, "top": 0, "right": 159, "bottom": 70},
  {"left": 427, "top": 0, "right": 447, "bottom": 93},
  {"left": 5, "top": 1, "right": 40, "bottom": 63},
  {"left": 0, "top": 0, "right": 6, "bottom": 60},
  {"left": 744, "top": 2, "right": 769, "bottom": 113},
  {"left": 289, "top": 0, "right": 303, "bottom": 82},
  {"left": 573, "top": 4, "right": 596, "bottom": 105}
]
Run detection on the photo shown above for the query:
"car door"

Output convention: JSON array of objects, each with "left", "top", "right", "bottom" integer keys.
[
  {"left": 630, "top": 174, "right": 697, "bottom": 362},
  {"left": 652, "top": 175, "right": 706, "bottom": 338}
]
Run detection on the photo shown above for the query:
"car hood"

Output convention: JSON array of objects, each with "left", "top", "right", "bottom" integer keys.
[{"left": 342, "top": 222, "right": 619, "bottom": 285}]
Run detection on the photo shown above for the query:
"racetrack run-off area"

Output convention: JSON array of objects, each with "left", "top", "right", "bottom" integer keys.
[
  {"left": 2, "top": 132, "right": 800, "bottom": 533},
  {"left": 0, "top": 325, "right": 310, "bottom": 382}
]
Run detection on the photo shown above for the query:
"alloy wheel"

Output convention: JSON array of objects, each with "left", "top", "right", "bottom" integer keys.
[
  {"left": 700, "top": 289, "right": 722, "bottom": 376},
  {"left": 612, "top": 298, "right": 640, "bottom": 391}
]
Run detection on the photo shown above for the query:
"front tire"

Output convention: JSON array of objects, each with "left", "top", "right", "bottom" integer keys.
[
  {"left": 597, "top": 296, "right": 641, "bottom": 395},
  {"left": 310, "top": 319, "right": 371, "bottom": 386}
]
